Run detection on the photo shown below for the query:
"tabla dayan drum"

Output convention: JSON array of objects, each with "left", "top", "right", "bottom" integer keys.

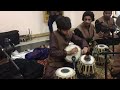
[
  {"left": 92, "top": 44, "right": 110, "bottom": 65},
  {"left": 77, "top": 55, "right": 96, "bottom": 76},
  {"left": 64, "top": 42, "right": 81, "bottom": 63},
  {"left": 55, "top": 67, "right": 76, "bottom": 79}
]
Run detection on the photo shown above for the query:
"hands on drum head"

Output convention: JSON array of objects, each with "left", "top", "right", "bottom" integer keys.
[
  {"left": 66, "top": 47, "right": 78, "bottom": 55},
  {"left": 66, "top": 46, "right": 89, "bottom": 55}
]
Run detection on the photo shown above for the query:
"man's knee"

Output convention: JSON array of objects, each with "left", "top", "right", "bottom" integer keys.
[{"left": 43, "top": 65, "right": 57, "bottom": 79}]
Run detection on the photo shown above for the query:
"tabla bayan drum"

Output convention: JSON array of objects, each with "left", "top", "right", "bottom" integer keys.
[
  {"left": 94, "top": 44, "right": 109, "bottom": 53},
  {"left": 92, "top": 44, "right": 110, "bottom": 65},
  {"left": 77, "top": 55, "right": 96, "bottom": 76},
  {"left": 55, "top": 67, "right": 76, "bottom": 79},
  {"left": 64, "top": 42, "right": 81, "bottom": 63}
]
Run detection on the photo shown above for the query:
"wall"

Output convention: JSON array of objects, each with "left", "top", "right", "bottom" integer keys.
[
  {"left": 0, "top": 11, "right": 41, "bottom": 35},
  {"left": 116, "top": 11, "right": 120, "bottom": 16},
  {"left": 0, "top": 11, "right": 104, "bottom": 35},
  {"left": 92, "top": 11, "right": 103, "bottom": 24}
]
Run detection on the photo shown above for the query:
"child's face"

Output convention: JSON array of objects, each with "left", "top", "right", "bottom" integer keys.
[
  {"left": 103, "top": 11, "right": 112, "bottom": 20},
  {"left": 61, "top": 30, "right": 70, "bottom": 36},
  {"left": 83, "top": 16, "right": 92, "bottom": 26}
]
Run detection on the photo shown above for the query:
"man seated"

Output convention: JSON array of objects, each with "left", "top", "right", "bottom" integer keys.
[
  {"left": 43, "top": 16, "right": 89, "bottom": 79},
  {"left": 74, "top": 11, "right": 98, "bottom": 54},
  {"left": 95, "top": 11, "right": 116, "bottom": 45},
  {"left": 74, "top": 11, "right": 97, "bottom": 44}
]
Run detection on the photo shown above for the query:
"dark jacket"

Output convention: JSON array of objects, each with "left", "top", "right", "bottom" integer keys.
[
  {"left": 95, "top": 16, "right": 116, "bottom": 38},
  {"left": 47, "top": 30, "right": 89, "bottom": 67},
  {"left": 74, "top": 22, "right": 96, "bottom": 43}
]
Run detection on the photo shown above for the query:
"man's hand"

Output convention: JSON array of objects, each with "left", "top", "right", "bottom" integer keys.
[
  {"left": 82, "top": 47, "right": 89, "bottom": 54},
  {"left": 98, "top": 31, "right": 104, "bottom": 38}
]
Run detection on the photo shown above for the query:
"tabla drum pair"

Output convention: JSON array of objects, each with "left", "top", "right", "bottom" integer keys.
[
  {"left": 77, "top": 55, "right": 96, "bottom": 76},
  {"left": 55, "top": 67, "right": 76, "bottom": 79},
  {"left": 92, "top": 44, "right": 110, "bottom": 65}
]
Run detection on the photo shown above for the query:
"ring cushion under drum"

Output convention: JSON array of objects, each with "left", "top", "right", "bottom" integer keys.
[
  {"left": 77, "top": 55, "right": 96, "bottom": 76},
  {"left": 92, "top": 44, "right": 110, "bottom": 65},
  {"left": 55, "top": 67, "right": 76, "bottom": 79},
  {"left": 65, "top": 43, "right": 81, "bottom": 63}
]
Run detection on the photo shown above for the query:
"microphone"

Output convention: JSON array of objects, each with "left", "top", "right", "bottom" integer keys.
[
  {"left": 72, "top": 56, "right": 76, "bottom": 62},
  {"left": 72, "top": 56, "right": 76, "bottom": 70}
]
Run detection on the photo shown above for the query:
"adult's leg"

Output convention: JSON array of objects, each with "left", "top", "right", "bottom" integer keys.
[
  {"left": 48, "top": 16, "right": 56, "bottom": 33},
  {"left": 42, "top": 64, "right": 58, "bottom": 79},
  {"left": 48, "top": 15, "right": 61, "bottom": 33}
]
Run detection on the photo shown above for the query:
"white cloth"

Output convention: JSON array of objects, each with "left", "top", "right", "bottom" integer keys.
[{"left": 11, "top": 49, "right": 33, "bottom": 60}]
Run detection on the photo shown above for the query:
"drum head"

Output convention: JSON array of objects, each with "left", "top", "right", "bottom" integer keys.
[
  {"left": 55, "top": 67, "right": 76, "bottom": 78},
  {"left": 97, "top": 44, "right": 109, "bottom": 49},
  {"left": 92, "top": 44, "right": 109, "bottom": 56},
  {"left": 80, "top": 55, "right": 95, "bottom": 65},
  {"left": 65, "top": 44, "right": 81, "bottom": 63}
]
